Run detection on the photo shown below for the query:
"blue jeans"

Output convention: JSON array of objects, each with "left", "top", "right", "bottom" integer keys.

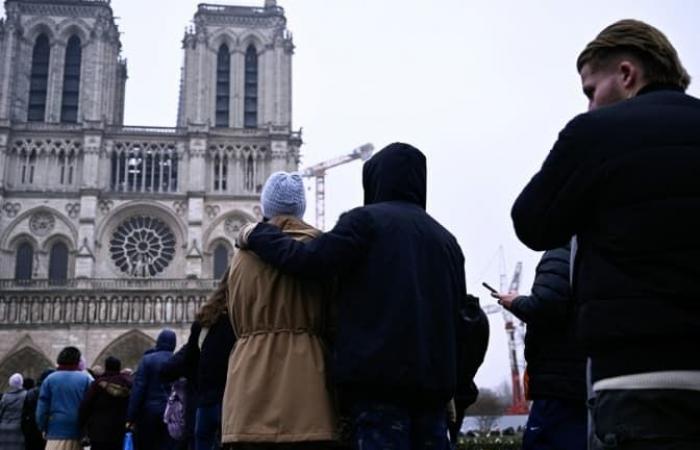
[
  {"left": 351, "top": 401, "right": 450, "bottom": 450},
  {"left": 195, "top": 403, "right": 222, "bottom": 450},
  {"left": 522, "top": 398, "right": 587, "bottom": 450}
]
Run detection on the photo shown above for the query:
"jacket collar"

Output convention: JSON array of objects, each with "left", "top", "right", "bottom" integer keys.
[{"left": 637, "top": 82, "right": 684, "bottom": 96}]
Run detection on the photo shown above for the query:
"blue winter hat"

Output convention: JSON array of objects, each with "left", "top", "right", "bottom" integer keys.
[{"left": 260, "top": 171, "right": 306, "bottom": 219}]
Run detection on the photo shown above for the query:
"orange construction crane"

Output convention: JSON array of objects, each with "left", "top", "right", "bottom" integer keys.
[{"left": 493, "top": 247, "right": 528, "bottom": 414}]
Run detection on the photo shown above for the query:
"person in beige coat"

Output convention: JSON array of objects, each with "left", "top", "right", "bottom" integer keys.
[{"left": 222, "top": 172, "right": 337, "bottom": 450}]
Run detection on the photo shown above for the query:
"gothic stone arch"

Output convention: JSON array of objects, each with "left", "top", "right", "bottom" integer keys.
[
  {"left": 0, "top": 206, "right": 79, "bottom": 251},
  {"left": 92, "top": 329, "right": 155, "bottom": 372},
  {"left": 0, "top": 346, "right": 53, "bottom": 392},
  {"left": 55, "top": 18, "right": 91, "bottom": 44}
]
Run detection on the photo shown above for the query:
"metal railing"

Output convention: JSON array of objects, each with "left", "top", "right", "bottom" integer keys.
[
  {"left": 197, "top": 3, "right": 284, "bottom": 16},
  {"left": 107, "top": 126, "right": 186, "bottom": 136},
  {"left": 0, "top": 278, "right": 220, "bottom": 291}
]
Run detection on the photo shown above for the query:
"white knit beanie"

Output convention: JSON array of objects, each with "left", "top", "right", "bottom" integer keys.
[
  {"left": 9, "top": 373, "right": 23, "bottom": 390},
  {"left": 260, "top": 171, "right": 306, "bottom": 219}
]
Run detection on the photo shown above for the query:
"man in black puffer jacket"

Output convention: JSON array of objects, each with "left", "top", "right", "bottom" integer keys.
[
  {"left": 512, "top": 19, "right": 700, "bottom": 449},
  {"left": 493, "top": 246, "right": 586, "bottom": 450},
  {"left": 239, "top": 143, "right": 481, "bottom": 449}
]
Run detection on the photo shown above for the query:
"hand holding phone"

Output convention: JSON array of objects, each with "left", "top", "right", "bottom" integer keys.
[{"left": 481, "top": 282, "right": 498, "bottom": 294}]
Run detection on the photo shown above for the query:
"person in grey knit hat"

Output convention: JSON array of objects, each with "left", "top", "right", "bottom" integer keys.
[{"left": 260, "top": 171, "right": 306, "bottom": 220}]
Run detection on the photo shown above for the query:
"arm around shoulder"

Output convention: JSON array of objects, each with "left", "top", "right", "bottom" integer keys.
[{"left": 247, "top": 208, "right": 373, "bottom": 278}]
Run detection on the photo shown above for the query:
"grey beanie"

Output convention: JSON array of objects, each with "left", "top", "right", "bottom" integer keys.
[
  {"left": 260, "top": 171, "right": 306, "bottom": 219},
  {"left": 9, "top": 373, "right": 23, "bottom": 389}
]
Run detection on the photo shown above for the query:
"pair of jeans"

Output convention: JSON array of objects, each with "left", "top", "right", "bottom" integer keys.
[
  {"left": 136, "top": 413, "right": 176, "bottom": 450},
  {"left": 350, "top": 400, "right": 450, "bottom": 450},
  {"left": 522, "top": 398, "right": 587, "bottom": 450},
  {"left": 591, "top": 389, "right": 700, "bottom": 450},
  {"left": 195, "top": 403, "right": 222, "bottom": 450}
]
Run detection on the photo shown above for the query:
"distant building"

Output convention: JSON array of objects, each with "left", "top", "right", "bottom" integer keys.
[{"left": 0, "top": 0, "right": 300, "bottom": 386}]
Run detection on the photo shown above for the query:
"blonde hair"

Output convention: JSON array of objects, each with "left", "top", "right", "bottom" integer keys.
[{"left": 577, "top": 19, "right": 690, "bottom": 90}]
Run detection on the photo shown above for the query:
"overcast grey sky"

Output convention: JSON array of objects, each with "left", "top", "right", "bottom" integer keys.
[
  {"left": 10, "top": 0, "right": 700, "bottom": 389},
  {"left": 108, "top": 0, "right": 700, "bottom": 390}
]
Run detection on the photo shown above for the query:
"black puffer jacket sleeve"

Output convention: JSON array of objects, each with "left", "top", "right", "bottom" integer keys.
[
  {"left": 512, "top": 115, "right": 598, "bottom": 251},
  {"left": 509, "top": 246, "right": 571, "bottom": 326}
]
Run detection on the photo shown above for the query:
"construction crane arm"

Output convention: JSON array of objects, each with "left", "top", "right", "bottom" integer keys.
[
  {"left": 301, "top": 143, "right": 374, "bottom": 177},
  {"left": 300, "top": 143, "right": 374, "bottom": 230}
]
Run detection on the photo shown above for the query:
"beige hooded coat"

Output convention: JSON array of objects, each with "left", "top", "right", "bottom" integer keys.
[{"left": 221, "top": 216, "right": 337, "bottom": 444}]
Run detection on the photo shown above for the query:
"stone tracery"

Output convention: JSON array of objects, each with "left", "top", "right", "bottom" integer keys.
[{"left": 110, "top": 216, "right": 176, "bottom": 277}]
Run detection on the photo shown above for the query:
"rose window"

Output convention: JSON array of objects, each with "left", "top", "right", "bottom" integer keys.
[{"left": 110, "top": 216, "right": 176, "bottom": 277}]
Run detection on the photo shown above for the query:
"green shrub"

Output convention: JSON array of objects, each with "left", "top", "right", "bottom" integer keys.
[{"left": 456, "top": 435, "right": 523, "bottom": 450}]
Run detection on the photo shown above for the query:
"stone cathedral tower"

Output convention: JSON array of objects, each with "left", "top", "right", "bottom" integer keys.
[{"left": 0, "top": 0, "right": 300, "bottom": 387}]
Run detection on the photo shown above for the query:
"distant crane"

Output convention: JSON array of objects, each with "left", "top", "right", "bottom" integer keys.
[
  {"left": 301, "top": 143, "right": 374, "bottom": 230},
  {"left": 502, "top": 261, "right": 527, "bottom": 414},
  {"left": 487, "top": 247, "right": 528, "bottom": 414}
]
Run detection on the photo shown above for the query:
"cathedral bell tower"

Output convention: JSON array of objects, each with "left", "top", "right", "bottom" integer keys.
[{"left": 0, "top": 0, "right": 126, "bottom": 126}]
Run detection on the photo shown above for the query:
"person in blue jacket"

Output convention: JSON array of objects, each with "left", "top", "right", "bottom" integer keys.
[
  {"left": 36, "top": 346, "right": 92, "bottom": 450},
  {"left": 127, "top": 329, "right": 177, "bottom": 450}
]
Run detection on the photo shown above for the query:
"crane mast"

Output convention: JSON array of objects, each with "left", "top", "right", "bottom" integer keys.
[
  {"left": 301, "top": 143, "right": 374, "bottom": 229},
  {"left": 504, "top": 261, "right": 527, "bottom": 414},
  {"left": 496, "top": 247, "right": 528, "bottom": 413}
]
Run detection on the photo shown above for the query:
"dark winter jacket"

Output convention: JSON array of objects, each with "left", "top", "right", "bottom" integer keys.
[
  {"left": 196, "top": 315, "right": 235, "bottom": 406},
  {"left": 22, "top": 369, "right": 53, "bottom": 450},
  {"left": 512, "top": 85, "right": 700, "bottom": 382},
  {"left": 79, "top": 372, "right": 132, "bottom": 445},
  {"left": 247, "top": 142, "right": 474, "bottom": 408},
  {"left": 127, "top": 329, "right": 176, "bottom": 421},
  {"left": 0, "top": 387, "right": 26, "bottom": 450},
  {"left": 0, "top": 388, "right": 26, "bottom": 426},
  {"left": 508, "top": 246, "right": 586, "bottom": 401},
  {"left": 166, "top": 314, "right": 236, "bottom": 406}
]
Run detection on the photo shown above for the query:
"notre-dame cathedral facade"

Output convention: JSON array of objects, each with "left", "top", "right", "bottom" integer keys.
[{"left": 0, "top": 0, "right": 299, "bottom": 387}]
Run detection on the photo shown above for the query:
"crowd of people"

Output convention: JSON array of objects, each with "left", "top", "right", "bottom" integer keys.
[{"left": 1, "top": 18, "right": 700, "bottom": 450}]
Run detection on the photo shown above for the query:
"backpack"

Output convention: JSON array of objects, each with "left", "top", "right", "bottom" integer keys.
[{"left": 163, "top": 378, "right": 187, "bottom": 441}]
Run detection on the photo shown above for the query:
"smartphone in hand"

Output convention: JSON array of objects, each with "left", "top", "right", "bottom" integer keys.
[{"left": 482, "top": 282, "right": 498, "bottom": 294}]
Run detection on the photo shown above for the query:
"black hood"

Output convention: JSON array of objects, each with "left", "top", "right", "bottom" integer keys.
[{"left": 362, "top": 142, "right": 427, "bottom": 208}]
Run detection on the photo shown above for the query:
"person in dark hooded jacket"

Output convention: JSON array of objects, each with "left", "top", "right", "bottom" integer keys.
[
  {"left": 161, "top": 326, "right": 200, "bottom": 450},
  {"left": 79, "top": 356, "right": 132, "bottom": 450},
  {"left": 239, "top": 142, "right": 477, "bottom": 449},
  {"left": 127, "top": 329, "right": 177, "bottom": 450}
]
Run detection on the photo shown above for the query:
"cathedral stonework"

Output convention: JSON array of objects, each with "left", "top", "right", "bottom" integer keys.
[{"left": 0, "top": 0, "right": 300, "bottom": 388}]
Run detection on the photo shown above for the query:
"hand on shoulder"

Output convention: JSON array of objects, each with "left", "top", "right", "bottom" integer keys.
[{"left": 235, "top": 222, "right": 260, "bottom": 250}]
